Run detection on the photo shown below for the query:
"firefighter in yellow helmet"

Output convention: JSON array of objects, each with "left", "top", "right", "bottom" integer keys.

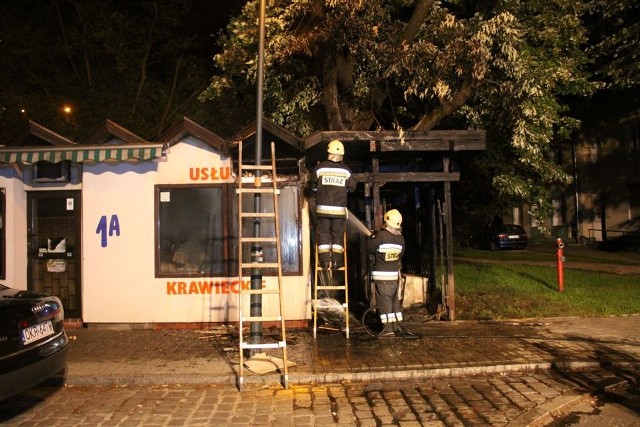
[
  {"left": 367, "top": 209, "right": 413, "bottom": 337},
  {"left": 311, "top": 140, "right": 356, "bottom": 270}
]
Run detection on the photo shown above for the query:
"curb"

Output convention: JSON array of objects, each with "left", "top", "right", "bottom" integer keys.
[
  {"left": 63, "top": 360, "right": 640, "bottom": 388},
  {"left": 505, "top": 390, "right": 585, "bottom": 427},
  {"left": 505, "top": 376, "right": 629, "bottom": 427}
]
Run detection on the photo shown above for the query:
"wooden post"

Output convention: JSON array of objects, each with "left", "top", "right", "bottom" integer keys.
[
  {"left": 443, "top": 158, "right": 456, "bottom": 321},
  {"left": 372, "top": 157, "right": 382, "bottom": 230}
]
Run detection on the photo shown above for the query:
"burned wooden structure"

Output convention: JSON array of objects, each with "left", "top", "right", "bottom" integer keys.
[{"left": 304, "top": 130, "right": 486, "bottom": 321}]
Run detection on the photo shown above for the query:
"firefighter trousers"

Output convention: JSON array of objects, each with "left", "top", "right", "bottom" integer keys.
[
  {"left": 316, "top": 215, "right": 346, "bottom": 267},
  {"left": 375, "top": 279, "right": 403, "bottom": 328}
]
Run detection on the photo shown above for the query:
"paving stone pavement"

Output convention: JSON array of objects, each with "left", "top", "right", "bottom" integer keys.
[
  {"left": 63, "top": 313, "right": 640, "bottom": 388},
  {"left": 2, "top": 368, "right": 637, "bottom": 426},
  {"left": 49, "top": 313, "right": 640, "bottom": 426}
]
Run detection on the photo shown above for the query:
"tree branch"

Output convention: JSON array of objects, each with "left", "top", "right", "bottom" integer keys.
[
  {"left": 412, "top": 77, "right": 474, "bottom": 130},
  {"left": 365, "top": 0, "right": 437, "bottom": 130},
  {"left": 399, "top": 0, "right": 437, "bottom": 46},
  {"left": 156, "top": 52, "right": 183, "bottom": 137}
]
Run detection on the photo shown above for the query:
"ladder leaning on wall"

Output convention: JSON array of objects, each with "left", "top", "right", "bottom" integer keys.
[
  {"left": 236, "top": 140, "right": 288, "bottom": 390},
  {"left": 312, "top": 230, "right": 350, "bottom": 339}
]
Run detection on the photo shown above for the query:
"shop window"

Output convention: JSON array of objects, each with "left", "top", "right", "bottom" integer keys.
[
  {"left": 231, "top": 185, "right": 301, "bottom": 275},
  {"left": 155, "top": 184, "right": 302, "bottom": 277},
  {"left": 156, "top": 185, "right": 227, "bottom": 277}
]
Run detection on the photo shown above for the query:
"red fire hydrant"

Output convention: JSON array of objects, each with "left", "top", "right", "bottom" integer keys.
[{"left": 556, "top": 238, "right": 565, "bottom": 292}]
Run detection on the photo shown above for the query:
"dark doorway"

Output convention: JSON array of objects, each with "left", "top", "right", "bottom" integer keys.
[{"left": 27, "top": 191, "right": 82, "bottom": 319}]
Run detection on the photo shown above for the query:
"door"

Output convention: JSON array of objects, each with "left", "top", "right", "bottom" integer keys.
[{"left": 27, "top": 191, "right": 82, "bottom": 319}]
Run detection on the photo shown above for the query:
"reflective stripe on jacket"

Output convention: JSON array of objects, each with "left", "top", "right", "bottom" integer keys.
[{"left": 311, "top": 160, "right": 356, "bottom": 214}]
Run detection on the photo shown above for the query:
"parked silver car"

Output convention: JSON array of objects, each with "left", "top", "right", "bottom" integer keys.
[{"left": 0, "top": 284, "right": 69, "bottom": 401}]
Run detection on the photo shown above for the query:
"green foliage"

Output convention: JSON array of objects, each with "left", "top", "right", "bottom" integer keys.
[
  {"left": 586, "top": 0, "right": 640, "bottom": 89},
  {"left": 201, "top": 0, "right": 596, "bottom": 220}
]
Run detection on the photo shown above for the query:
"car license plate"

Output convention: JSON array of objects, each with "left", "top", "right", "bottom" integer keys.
[
  {"left": 508, "top": 235, "right": 519, "bottom": 239},
  {"left": 22, "top": 320, "right": 55, "bottom": 345}
]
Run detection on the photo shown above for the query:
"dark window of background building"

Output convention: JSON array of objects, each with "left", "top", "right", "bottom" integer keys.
[
  {"left": 629, "top": 184, "right": 640, "bottom": 220},
  {"left": 0, "top": 189, "right": 5, "bottom": 279}
]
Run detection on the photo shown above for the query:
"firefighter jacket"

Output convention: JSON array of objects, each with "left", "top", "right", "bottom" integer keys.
[
  {"left": 311, "top": 159, "right": 356, "bottom": 217},
  {"left": 367, "top": 226, "right": 405, "bottom": 282}
]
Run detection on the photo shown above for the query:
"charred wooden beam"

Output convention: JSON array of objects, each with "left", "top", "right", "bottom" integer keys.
[
  {"left": 354, "top": 171, "right": 461, "bottom": 183},
  {"left": 305, "top": 130, "right": 485, "bottom": 151},
  {"left": 373, "top": 139, "right": 485, "bottom": 152}
]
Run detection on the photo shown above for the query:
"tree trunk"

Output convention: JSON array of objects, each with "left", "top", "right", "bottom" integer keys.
[
  {"left": 322, "top": 47, "right": 345, "bottom": 130},
  {"left": 133, "top": 1, "right": 159, "bottom": 115},
  {"left": 156, "top": 53, "right": 182, "bottom": 137},
  {"left": 53, "top": 0, "right": 83, "bottom": 84}
]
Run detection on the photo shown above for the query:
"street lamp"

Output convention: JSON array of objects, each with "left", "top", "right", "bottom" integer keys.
[{"left": 250, "top": 0, "right": 267, "bottom": 349}]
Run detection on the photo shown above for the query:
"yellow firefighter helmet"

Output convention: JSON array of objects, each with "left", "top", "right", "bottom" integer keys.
[
  {"left": 384, "top": 209, "right": 402, "bottom": 229},
  {"left": 327, "top": 139, "right": 345, "bottom": 155}
]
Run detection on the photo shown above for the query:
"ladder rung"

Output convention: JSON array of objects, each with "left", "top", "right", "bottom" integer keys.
[
  {"left": 316, "top": 267, "right": 345, "bottom": 271},
  {"left": 241, "top": 212, "right": 276, "bottom": 218},
  {"left": 240, "top": 262, "right": 280, "bottom": 269},
  {"left": 314, "top": 303, "right": 348, "bottom": 309},
  {"left": 240, "top": 288, "right": 280, "bottom": 295},
  {"left": 241, "top": 341, "right": 286, "bottom": 349},
  {"left": 316, "top": 285, "right": 346, "bottom": 290},
  {"left": 242, "top": 315, "right": 282, "bottom": 322},
  {"left": 240, "top": 237, "right": 278, "bottom": 243},
  {"left": 236, "top": 188, "right": 280, "bottom": 194},
  {"left": 240, "top": 165, "right": 274, "bottom": 171}
]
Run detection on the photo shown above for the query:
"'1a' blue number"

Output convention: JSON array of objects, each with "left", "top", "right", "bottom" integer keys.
[{"left": 96, "top": 215, "right": 121, "bottom": 248}]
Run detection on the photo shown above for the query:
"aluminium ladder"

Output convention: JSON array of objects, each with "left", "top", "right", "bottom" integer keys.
[
  {"left": 236, "top": 140, "right": 288, "bottom": 390},
  {"left": 312, "top": 231, "right": 350, "bottom": 338}
]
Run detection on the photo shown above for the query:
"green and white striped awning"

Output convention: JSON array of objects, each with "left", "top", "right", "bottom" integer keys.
[{"left": 0, "top": 144, "right": 165, "bottom": 164}]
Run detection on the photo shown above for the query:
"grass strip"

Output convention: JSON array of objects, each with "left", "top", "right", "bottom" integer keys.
[{"left": 454, "top": 261, "right": 640, "bottom": 320}]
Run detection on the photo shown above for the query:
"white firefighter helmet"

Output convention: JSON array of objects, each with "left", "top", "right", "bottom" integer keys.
[
  {"left": 384, "top": 209, "right": 402, "bottom": 229},
  {"left": 327, "top": 139, "right": 344, "bottom": 155}
]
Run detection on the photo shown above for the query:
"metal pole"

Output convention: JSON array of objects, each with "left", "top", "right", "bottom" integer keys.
[{"left": 250, "top": 0, "right": 266, "bottom": 346}]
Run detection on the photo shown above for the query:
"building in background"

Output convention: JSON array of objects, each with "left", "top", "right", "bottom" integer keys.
[{"left": 505, "top": 116, "right": 640, "bottom": 248}]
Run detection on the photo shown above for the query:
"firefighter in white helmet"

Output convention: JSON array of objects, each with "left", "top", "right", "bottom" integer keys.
[
  {"left": 367, "top": 209, "right": 412, "bottom": 337},
  {"left": 311, "top": 139, "right": 356, "bottom": 270}
]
